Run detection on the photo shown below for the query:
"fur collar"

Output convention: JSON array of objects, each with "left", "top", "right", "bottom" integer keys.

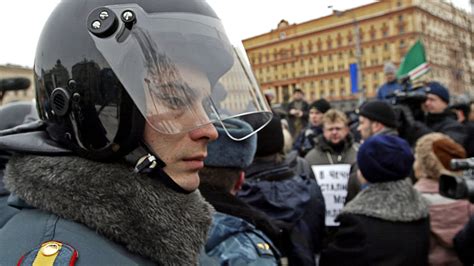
[
  {"left": 342, "top": 178, "right": 429, "bottom": 222},
  {"left": 5, "top": 154, "right": 213, "bottom": 264}
]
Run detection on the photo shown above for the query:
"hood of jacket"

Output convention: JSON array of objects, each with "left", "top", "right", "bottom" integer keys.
[
  {"left": 5, "top": 154, "right": 213, "bottom": 265},
  {"left": 238, "top": 159, "right": 311, "bottom": 224},
  {"left": 342, "top": 178, "right": 429, "bottom": 222}
]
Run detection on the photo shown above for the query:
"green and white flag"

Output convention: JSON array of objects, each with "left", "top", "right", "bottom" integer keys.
[{"left": 397, "top": 40, "right": 430, "bottom": 80}]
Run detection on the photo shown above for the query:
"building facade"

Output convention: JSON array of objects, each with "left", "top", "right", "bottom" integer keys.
[
  {"left": 0, "top": 64, "right": 34, "bottom": 106},
  {"left": 243, "top": 0, "right": 474, "bottom": 110}
]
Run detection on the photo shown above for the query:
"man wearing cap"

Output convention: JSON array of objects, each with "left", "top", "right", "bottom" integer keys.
[
  {"left": 357, "top": 100, "right": 398, "bottom": 141},
  {"left": 292, "top": 98, "right": 331, "bottom": 157},
  {"left": 376, "top": 62, "right": 403, "bottom": 100},
  {"left": 420, "top": 81, "right": 467, "bottom": 146},
  {"left": 199, "top": 119, "right": 280, "bottom": 265},
  {"left": 320, "top": 135, "right": 430, "bottom": 266},
  {"left": 287, "top": 89, "right": 310, "bottom": 137}
]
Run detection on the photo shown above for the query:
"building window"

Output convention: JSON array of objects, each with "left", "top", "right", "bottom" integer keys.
[
  {"left": 280, "top": 32, "right": 286, "bottom": 40},
  {"left": 398, "top": 15, "right": 403, "bottom": 22},
  {"left": 399, "top": 26, "right": 405, "bottom": 34},
  {"left": 340, "top": 88, "right": 346, "bottom": 96},
  {"left": 384, "top": 43, "right": 389, "bottom": 51}
]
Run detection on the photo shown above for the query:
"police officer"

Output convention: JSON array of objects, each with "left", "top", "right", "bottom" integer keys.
[
  {"left": 0, "top": 0, "right": 272, "bottom": 264},
  {"left": 199, "top": 119, "right": 280, "bottom": 265}
]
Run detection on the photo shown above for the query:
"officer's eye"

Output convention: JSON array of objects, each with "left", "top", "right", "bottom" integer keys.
[{"left": 161, "top": 96, "right": 186, "bottom": 110}]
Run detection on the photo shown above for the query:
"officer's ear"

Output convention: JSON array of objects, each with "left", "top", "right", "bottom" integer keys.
[{"left": 231, "top": 171, "right": 245, "bottom": 195}]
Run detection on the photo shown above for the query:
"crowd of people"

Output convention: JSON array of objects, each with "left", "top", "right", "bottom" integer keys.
[{"left": 0, "top": 0, "right": 473, "bottom": 265}]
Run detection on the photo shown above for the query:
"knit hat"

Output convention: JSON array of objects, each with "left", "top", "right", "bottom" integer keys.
[
  {"left": 425, "top": 82, "right": 450, "bottom": 104},
  {"left": 432, "top": 138, "right": 466, "bottom": 171},
  {"left": 384, "top": 62, "right": 397, "bottom": 74},
  {"left": 309, "top": 99, "right": 331, "bottom": 113},
  {"left": 204, "top": 119, "right": 257, "bottom": 169},
  {"left": 358, "top": 135, "right": 414, "bottom": 183},
  {"left": 359, "top": 100, "right": 397, "bottom": 128},
  {"left": 255, "top": 116, "right": 284, "bottom": 157}
]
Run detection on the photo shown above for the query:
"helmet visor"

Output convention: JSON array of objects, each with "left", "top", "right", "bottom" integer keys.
[{"left": 89, "top": 4, "right": 271, "bottom": 140}]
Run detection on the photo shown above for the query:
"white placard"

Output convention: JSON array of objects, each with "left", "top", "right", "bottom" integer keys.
[{"left": 311, "top": 164, "right": 351, "bottom": 226}]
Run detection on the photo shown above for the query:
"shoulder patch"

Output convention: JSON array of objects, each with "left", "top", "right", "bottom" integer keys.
[{"left": 17, "top": 241, "right": 78, "bottom": 266}]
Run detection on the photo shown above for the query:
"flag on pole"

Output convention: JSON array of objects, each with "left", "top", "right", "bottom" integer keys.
[{"left": 397, "top": 40, "right": 430, "bottom": 80}]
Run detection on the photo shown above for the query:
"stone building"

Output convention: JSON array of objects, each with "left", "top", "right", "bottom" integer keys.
[{"left": 243, "top": 0, "right": 474, "bottom": 110}]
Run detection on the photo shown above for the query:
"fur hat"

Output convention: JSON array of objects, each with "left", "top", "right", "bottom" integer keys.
[
  {"left": 425, "top": 82, "right": 450, "bottom": 104},
  {"left": 204, "top": 119, "right": 257, "bottom": 169},
  {"left": 432, "top": 138, "right": 466, "bottom": 171},
  {"left": 414, "top": 133, "right": 464, "bottom": 180},
  {"left": 358, "top": 135, "right": 414, "bottom": 183},
  {"left": 255, "top": 116, "right": 284, "bottom": 157},
  {"left": 309, "top": 99, "right": 331, "bottom": 113},
  {"left": 359, "top": 100, "right": 397, "bottom": 128}
]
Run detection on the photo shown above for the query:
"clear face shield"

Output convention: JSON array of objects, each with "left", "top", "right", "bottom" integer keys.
[{"left": 88, "top": 4, "right": 272, "bottom": 140}]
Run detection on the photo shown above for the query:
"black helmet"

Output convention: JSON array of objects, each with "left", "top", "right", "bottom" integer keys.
[{"left": 35, "top": 0, "right": 272, "bottom": 161}]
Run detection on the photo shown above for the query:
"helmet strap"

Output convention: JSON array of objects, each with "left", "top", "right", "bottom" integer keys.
[{"left": 125, "top": 143, "right": 191, "bottom": 194}]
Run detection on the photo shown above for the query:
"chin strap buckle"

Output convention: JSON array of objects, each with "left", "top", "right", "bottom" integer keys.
[{"left": 134, "top": 154, "right": 158, "bottom": 173}]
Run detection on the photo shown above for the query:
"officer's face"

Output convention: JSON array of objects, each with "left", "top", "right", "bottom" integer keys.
[
  {"left": 323, "top": 121, "right": 349, "bottom": 145},
  {"left": 357, "top": 116, "right": 374, "bottom": 141},
  {"left": 424, "top": 94, "right": 448, "bottom": 114},
  {"left": 309, "top": 108, "right": 323, "bottom": 126},
  {"left": 143, "top": 65, "right": 218, "bottom": 191}
]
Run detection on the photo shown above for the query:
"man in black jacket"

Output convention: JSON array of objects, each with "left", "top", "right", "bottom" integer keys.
[{"left": 420, "top": 82, "right": 467, "bottom": 145}]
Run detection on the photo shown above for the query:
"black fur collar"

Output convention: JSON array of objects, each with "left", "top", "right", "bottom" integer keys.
[{"left": 5, "top": 154, "right": 213, "bottom": 264}]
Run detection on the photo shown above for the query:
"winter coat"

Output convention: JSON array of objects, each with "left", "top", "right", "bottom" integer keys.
[
  {"left": 320, "top": 178, "right": 430, "bottom": 266},
  {"left": 414, "top": 178, "right": 474, "bottom": 266},
  {"left": 285, "top": 150, "right": 313, "bottom": 180},
  {"left": 304, "top": 134, "right": 359, "bottom": 167},
  {"left": 462, "top": 121, "right": 474, "bottom": 157},
  {"left": 286, "top": 100, "right": 309, "bottom": 136},
  {"left": 200, "top": 212, "right": 278, "bottom": 266},
  {"left": 199, "top": 184, "right": 282, "bottom": 259},
  {"left": 0, "top": 154, "right": 213, "bottom": 265},
  {"left": 305, "top": 134, "right": 359, "bottom": 205},
  {"left": 407, "top": 109, "right": 467, "bottom": 148},
  {"left": 454, "top": 214, "right": 474, "bottom": 266},
  {"left": 238, "top": 157, "right": 326, "bottom": 266},
  {"left": 376, "top": 80, "right": 403, "bottom": 100},
  {"left": 292, "top": 125, "right": 323, "bottom": 157}
]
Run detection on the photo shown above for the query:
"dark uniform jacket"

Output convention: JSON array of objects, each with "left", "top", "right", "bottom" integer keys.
[
  {"left": 0, "top": 154, "right": 213, "bottom": 265},
  {"left": 201, "top": 212, "right": 278, "bottom": 265},
  {"left": 238, "top": 157, "right": 326, "bottom": 266},
  {"left": 320, "top": 178, "right": 430, "bottom": 266}
]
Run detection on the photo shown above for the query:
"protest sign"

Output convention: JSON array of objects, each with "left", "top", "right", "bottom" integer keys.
[{"left": 311, "top": 164, "right": 351, "bottom": 226}]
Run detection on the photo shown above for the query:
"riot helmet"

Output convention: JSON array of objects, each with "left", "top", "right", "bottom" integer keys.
[{"left": 34, "top": 0, "right": 272, "bottom": 161}]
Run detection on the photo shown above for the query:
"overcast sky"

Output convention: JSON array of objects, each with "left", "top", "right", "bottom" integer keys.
[{"left": 0, "top": 0, "right": 471, "bottom": 68}]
